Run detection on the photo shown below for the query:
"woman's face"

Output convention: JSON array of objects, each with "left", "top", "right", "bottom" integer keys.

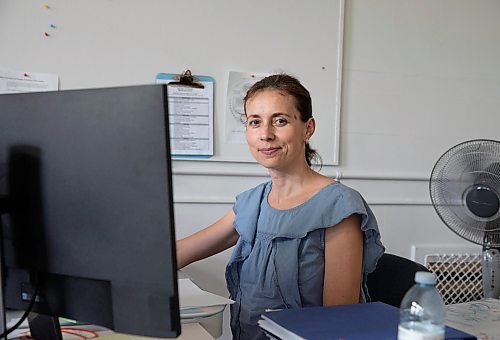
[{"left": 245, "top": 90, "right": 314, "bottom": 171}]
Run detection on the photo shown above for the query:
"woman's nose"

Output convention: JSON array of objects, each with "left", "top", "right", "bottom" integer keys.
[{"left": 259, "top": 124, "right": 275, "bottom": 141}]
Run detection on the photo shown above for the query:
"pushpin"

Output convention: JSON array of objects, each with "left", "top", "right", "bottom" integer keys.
[
  {"left": 50, "top": 24, "right": 56, "bottom": 29},
  {"left": 23, "top": 72, "right": 29, "bottom": 77},
  {"left": 44, "top": 31, "right": 50, "bottom": 37},
  {"left": 44, "top": 4, "right": 50, "bottom": 9}
]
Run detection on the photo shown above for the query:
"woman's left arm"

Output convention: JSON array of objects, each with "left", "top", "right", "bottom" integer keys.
[{"left": 323, "top": 213, "right": 364, "bottom": 306}]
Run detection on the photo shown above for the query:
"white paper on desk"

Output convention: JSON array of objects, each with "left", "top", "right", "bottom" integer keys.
[
  {"left": 446, "top": 298, "right": 500, "bottom": 338},
  {"left": 0, "top": 69, "right": 58, "bottom": 94},
  {"left": 178, "top": 278, "right": 233, "bottom": 309}
]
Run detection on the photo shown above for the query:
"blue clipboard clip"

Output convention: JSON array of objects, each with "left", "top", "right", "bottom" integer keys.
[{"left": 167, "top": 69, "right": 205, "bottom": 89}]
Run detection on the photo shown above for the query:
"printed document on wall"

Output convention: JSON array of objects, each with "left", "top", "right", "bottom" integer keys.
[
  {"left": 156, "top": 76, "right": 214, "bottom": 157},
  {"left": 0, "top": 69, "right": 58, "bottom": 94},
  {"left": 225, "top": 71, "right": 268, "bottom": 144}
]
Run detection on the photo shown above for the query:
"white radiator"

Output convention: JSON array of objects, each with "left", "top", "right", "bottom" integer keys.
[{"left": 411, "top": 245, "right": 483, "bottom": 305}]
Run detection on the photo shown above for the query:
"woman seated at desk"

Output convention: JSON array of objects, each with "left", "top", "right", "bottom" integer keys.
[{"left": 177, "top": 73, "right": 385, "bottom": 340}]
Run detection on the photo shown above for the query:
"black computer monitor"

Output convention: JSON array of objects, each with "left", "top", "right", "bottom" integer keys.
[{"left": 0, "top": 84, "right": 180, "bottom": 338}]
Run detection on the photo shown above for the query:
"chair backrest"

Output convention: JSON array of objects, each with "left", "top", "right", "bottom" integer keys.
[{"left": 366, "top": 253, "right": 429, "bottom": 307}]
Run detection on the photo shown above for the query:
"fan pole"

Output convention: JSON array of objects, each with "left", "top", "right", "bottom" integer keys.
[{"left": 482, "top": 231, "right": 500, "bottom": 299}]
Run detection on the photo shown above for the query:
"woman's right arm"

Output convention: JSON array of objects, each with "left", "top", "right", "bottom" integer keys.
[{"left": 176, "top": 209, "right": 238, "bottom": 269}]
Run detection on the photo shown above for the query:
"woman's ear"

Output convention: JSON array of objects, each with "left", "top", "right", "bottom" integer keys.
[{"left": 305, "top": 117, "right": 316, "bottom": 141}]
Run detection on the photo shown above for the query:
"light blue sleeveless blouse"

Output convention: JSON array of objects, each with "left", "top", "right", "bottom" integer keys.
[{"left": 225, "top": 181, "right": 384, "bottom": 340}]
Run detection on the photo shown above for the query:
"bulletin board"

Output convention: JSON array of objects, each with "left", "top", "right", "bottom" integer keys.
[{"left": 0, "top": 0, "right": 344, "bottom": 165}]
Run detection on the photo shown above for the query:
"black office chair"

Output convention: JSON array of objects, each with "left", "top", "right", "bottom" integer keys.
[{"left": 366, "top": 253, "right": 430, "bottom": 307}]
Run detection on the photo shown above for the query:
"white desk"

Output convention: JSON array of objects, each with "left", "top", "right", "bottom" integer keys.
[
  {"left": 6, "top": 311, "right": 215, "bottom": 340},
  {"left": 98, "top": 323, "right": 213, "bottom": 339},
  {"left": 446, "top": 298, "right": 500, "bottom": 339},
  {"left": 179, "top": 323, "right": 214, "bottom": 339}
]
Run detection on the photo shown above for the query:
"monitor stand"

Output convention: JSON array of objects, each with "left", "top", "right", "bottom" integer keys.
[
  {"left": 0, "top": 196, "right": 63, "bottom": 340},
  {"left": 28, "top": 313, "right": 63, "bottom": 340}
]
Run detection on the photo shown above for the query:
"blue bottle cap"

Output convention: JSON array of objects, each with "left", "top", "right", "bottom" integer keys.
[{"left": 415, "top": 271, "right": 436, "bottom": 285}]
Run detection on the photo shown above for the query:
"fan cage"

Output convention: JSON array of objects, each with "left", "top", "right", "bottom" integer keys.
[
  {"left": 430, "top": 139, "right": 500, "bottom": 246},
  {"left": 424, "top": 253, "right": 483, "bottom": 305}
]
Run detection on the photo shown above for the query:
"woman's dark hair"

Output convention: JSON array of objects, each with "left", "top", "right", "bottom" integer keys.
[{"left": 243, "top": 73, "right": 322, "bottom": 168}]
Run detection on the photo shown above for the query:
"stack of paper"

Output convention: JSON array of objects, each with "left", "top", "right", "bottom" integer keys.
[{"left": 178, "top": 278, "right": 233, "bottom": 322}]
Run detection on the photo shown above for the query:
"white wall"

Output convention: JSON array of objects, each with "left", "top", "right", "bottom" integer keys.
[
  {"left": 0, "top": 0, "right": 344, "bottom": 164},
  {"left": 176, "top": 0, "right": 499, "bottom": 300}
]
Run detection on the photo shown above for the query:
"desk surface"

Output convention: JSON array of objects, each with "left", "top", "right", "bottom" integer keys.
[
  {"left": 99, "top": 323, "right": 213, "bottom": 339},
  {"left": 6, "top": 311, "right": 214, "bottom": 340},
  {"left": 446, "top": 298, "right": 500, "bottom": 339}
]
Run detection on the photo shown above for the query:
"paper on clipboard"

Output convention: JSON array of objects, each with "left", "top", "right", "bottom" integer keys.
[{"left": 156, "top": 71, "right": 214, "bottom": 157}]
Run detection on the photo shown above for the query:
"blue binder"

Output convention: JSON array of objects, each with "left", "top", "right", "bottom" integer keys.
[{"left": 259, "top": 302, "right": 476, "bottom": 340}]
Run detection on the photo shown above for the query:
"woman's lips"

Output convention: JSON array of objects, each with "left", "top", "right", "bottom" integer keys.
[{"left": 259, "top": 147, "right": 281, "bottom": 156}]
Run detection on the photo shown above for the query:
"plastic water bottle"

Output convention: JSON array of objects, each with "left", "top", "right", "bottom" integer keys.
[{"left": 398, "top": 271, "right": 446, "bottom": 340}]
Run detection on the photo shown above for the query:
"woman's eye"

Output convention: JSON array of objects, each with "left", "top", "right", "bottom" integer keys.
[
  {"left": 274, "top": 118, "right": 287, "bottom": 126},
  {"left": 247, "top": 119, "right": 260, "bottom": 127}
]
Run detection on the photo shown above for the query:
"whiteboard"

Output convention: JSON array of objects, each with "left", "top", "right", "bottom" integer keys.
[{"left": 0, "top": 0, "right": 343, "bottom": 165}]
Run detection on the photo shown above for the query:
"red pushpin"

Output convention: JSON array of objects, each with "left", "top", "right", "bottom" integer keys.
[
  {"left": 44, "top": 31, "right": 50, "bottom": 37},
  {"left": 23, "top": 73, "right": 29, "bottom": 77}
]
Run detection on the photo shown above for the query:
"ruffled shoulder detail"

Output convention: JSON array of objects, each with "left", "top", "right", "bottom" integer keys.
[
  {"left": 232, "top": 181, "right": 269, "bottom": 243},
  {"left": 295, "top": 183, "right": 384, "bottom": 275},
  {"left": 258, "top": 182, "right": 384, "bottom": 275}
]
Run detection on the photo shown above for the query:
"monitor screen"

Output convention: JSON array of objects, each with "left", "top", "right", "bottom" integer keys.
[{"left": 0, "top": 84, "right": 180, "bottom": 338}]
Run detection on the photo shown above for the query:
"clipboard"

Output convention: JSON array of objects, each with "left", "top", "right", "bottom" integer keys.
[{"left": 156, "top": 70, "right": 214, "bottom": 158}]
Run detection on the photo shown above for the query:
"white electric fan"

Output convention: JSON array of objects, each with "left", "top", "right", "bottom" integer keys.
[{"left": 430, "top": 139, "right": 500, "bottom": 299}]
